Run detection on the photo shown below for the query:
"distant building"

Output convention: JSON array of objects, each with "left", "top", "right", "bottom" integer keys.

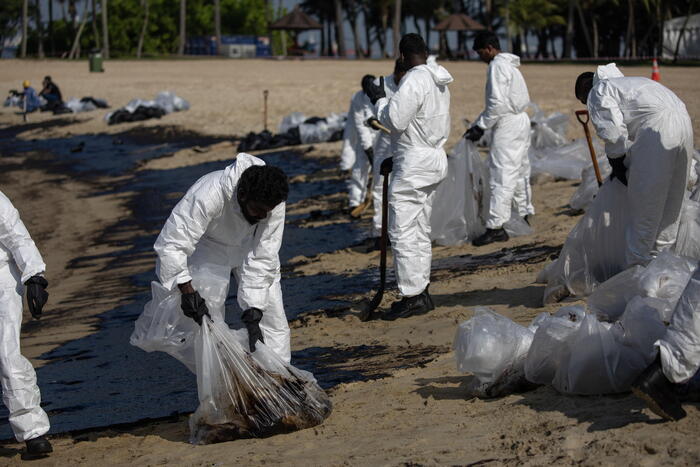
[
  {"left": 186, "top": 35, "right": 272, "bottom": 58},
  {"left": 663, "top": 13, "right": 700, "bottom": 59}
]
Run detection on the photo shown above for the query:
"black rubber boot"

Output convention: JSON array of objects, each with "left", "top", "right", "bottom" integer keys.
[
  {"left": 382, "top": 286, "right": 435, "bottom": 321},
  {"left": 25, "top": 436, "right": 52, "bottom": 458},
  {"left": 472, "top": 228, "right": 509, "bottom": 247},
  {"left": 631, "top": 358, "right": 687, "bottom": 421}
]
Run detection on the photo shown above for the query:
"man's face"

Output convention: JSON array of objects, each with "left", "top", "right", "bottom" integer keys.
[
  {"left": 241, "top": 198, "right": 275, "bottom": 224},
  {"left": 476, "top": 45, "right": 497, "bottom": 64}
]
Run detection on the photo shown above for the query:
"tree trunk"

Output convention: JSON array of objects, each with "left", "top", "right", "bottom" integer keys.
[
  {"left": 102, "top": 0, "right": 109, "bottom": 58},
  {"left": 49, "top": 0, "right": 54, "bottom": 56},
  {"left": 348, "top": 10, "right": 362, "bottom": 58},
  {"left": 21, "top": 0, "right": 28, "bottom": 58},
  {"left": 379, "top": 4, "right": 388, "bottom": 57},
  {"left": 137, "top": 0, "right": 149, "bottom": 58},
  {"left": 69, "top": 0, "right": 90, "bottom": 59},
  {"left": 363, "top": 8, "right": 372, "bottom": 57},
  {"left": 424, "top": 16, "right": 430, "bottom": 52},
  {"left": 563, "top": 0, "right": 574, "bottom": 57},
  {"left": 179, "top": 0, "right": 186, "bottom": 55},
  {"left": 484, "top": 0, "right": 492, "bottom": 29},
  {"left": 504, "top": 0, "right": 511, "bottom": 53},
  {"left": 575, "top": 1, "right": 593, "bottom": 57},
  {"left": 214, "top": 0, "right": 221, "bottom": 55},
  {"left": 624, "top": 0, "right": 635, "bottom": 57},
  {"left": 36, "top": 0, "right": 45, "bottom": 58},
  {"left": 392, "top": 0, "right": 402, "bottom": 58},
  {"left": 592, "top": 17, "right": 598, "bottom": 58},
  {"left": 334, "top": 0, "right": 346, "bottom": 57},
  {"left": 673, "top": 4, "right": 695, "bottom": 62},
  {"left": 91, "top": 0, "right": 101, "bottom": 49}
]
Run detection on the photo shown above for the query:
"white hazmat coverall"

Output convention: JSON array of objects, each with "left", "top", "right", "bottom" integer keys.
[
  {"left": 587, "top": 63, "right": 693, "bottom": 267},
  {"left": 0, "top": 191, "right": 50, "bottom": 442},
  {"left": 474, "top": 53, "right": 534, "bottom": 229},
  {"left": 371, "top": 73, "right": 401, "bottom": 236},
  {"left": 342, "top": 90, "right": 376, "bottom": 207},
  {"left": 376, "top": 57, "right": 451, "bottom": 297},
  {"left": 154, "top": 154, "right": 291, "bottom": 363},
  {"left": 656, "top": 266, "right": 700, "bottom": 383}
]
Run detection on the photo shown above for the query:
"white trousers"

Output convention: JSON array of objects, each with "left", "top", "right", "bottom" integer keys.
[
  {"left": 0, "top": 262, "right": 50, "bottom": 442},
  {"left": 347, "top": 150, "right": 371, "bottom": 208},
  {"left": 657, "top": 266, "right": 700, "bottom": 383},
  {"left": 486, "top": 112, "right": 534, "bottom": 229},
  {"left": 625, "top": 116, "right": 692, "bottom": 267},
  {"left": 388, "top": 180, "right": 438, "bottom": 297}
]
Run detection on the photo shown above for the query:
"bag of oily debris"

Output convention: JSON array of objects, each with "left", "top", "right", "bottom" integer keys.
[
  {"left": 524, "top": 304, "right": 666, "bottom": 395},
  {"left": 190, "top": 318, "right": 332, "bottom": 444},
  {"left": 568, "top": 158, "right": 612, "bottom": 211},
  {"left": 454, "top": 308, "right": 543, "bottom": 398},
  {"left": 540, "top": 179, "right": 629, "bottom": 304}
]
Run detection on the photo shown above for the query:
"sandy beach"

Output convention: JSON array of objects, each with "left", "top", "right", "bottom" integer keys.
[{"left": 1, "top": 58, "right": 699, "bottom": 465}]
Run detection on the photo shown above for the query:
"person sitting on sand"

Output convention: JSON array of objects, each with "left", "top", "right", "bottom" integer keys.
[
  {"left": 0, "top": 191, "right": 53, "bottom": 457},
  {"left": 20, "top": 81, "right": 41, "bottom": 113},
  {"left": 39, "top": 76, "right": 63, "bottom": 111}
]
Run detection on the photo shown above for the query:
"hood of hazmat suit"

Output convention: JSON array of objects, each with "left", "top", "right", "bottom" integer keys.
[
  {"left": 0, "top": 190, "right": 50, "bottom": 442},
  {"left": 376, "top": 55, "right": 452, "bottom": 189},
  {"left": 154, "top": 153, "right": 285, "bottom": 313},
  {"left": 340, "top": 90, "right": 376, "bottom": 171},
  {"left": 474, "top": 53, "right": 530, "bottom": 131},
  {"left": 587, "top": 63, "right": 694, "bottom": 266}
]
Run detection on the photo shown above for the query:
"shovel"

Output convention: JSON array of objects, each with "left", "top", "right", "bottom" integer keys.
[
  {"left": 350, "top": 120, "right": 391, "bottom": 218},
  {"left": 358, "top": 169, "right": 390, "bottom": 321},
  {"left": 575, "top": 110, "right": 603, "bottom": 186}
]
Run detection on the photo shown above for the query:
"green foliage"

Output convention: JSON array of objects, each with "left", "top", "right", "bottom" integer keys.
[
  {"left": 504, "top": 0, "right": 565, "bottom": 35},
  {"left": 0, "top": 0, "right": 22, "bottom": 46}
]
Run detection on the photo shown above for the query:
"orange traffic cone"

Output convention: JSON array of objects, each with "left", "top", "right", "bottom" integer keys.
[{"left": 651, "top": 58, "right": 660, "bottom": 81}]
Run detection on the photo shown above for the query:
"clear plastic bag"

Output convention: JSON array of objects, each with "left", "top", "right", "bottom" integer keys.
[
  {"left": 189, "top": 319, "right": 332, "bottom": 444},
  {"left": 568, "top": 158, "right": 612, "bottom": 211},
  {"left": 542, "top": 180, "right": 629, "bottom": 303},
  {"left": 675, "top": 198, "right": 700, "bottom": 260},
  {"left": 530, "top": 138, "right": 604, "bottom": 181},
  {"left": 453, "top": 308, "right": 535, "bottom": 384},
  {"left": 527, "top": 103, "right": 569, "bottom": 150}
]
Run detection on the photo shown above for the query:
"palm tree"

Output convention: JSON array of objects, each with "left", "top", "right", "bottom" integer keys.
[
  {"left": 101, "top": 0, "right": 109, "bottom": 58},
  {"left": 333, "top": 0, "right": 346, "bottom": 56},
  {"left": 21, "top": 0, "right": 27, "bottom": 57},
  {"left": 91, "top": 0, "right": 101, "bottom": 49},
  {"left": 179, "top": 0, "right": 186, "bottom": 55},
  {"left": 506, "top": 0, "right": 564, "bottom": 57},
  {"left": 392, "top": 0, "right": 402, "bottom": 57},
  {"left": 214, "top": 0, "right": 221, "bottom": 54},
  {"left": 36, "top": 0, "right": 44, "bottom": 58},
  {"left": 137, "top": 0, "right": 149, "bottom": 58}
]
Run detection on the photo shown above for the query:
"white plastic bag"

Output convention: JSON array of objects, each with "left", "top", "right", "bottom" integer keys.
[
  {"left": 568, "top": 159, "right": 612, "bottom": 211},
  {"left": 278, "top": 112, "right": 306, "bottom": 133},
  {"left": 675, "top": 198, "right": 700, "bottom": 260},
  {"left": 530, "top": 138, "right": 604, "bottom": 180},
  {"left": 189, "top": 319, "right": 332, "bottom": 444},
  {"left": 542, "top": 180, "right": 629, "bottom": 303},
  {"left": 527, "top": 103, "right": 569, "bottom": 150}
]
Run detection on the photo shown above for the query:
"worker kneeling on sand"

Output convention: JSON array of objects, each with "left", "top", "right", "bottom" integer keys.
[
  {"left": 341, "top": 75, "right": 377, "bottom": 214},
  {"left": 364, "top": 33, "right": 452, "bottom": 320},
  {"left": 0, "top": 191, "right": 52, "bottom": 457},
  {"left": 465, "top": 30, "right": 534, "bottom": 247},
  {"left": 575, "top": 63, "right": 693, "bottom": 267},
  {"left": 366, "top": 59, "right": 410, "bottom": 241},
  {"left": 154, "top": 154, "right": 291, "bottom": 362}
]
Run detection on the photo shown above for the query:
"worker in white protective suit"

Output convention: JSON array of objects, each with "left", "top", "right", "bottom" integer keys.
[
  {"left": 0, "top": 191, "right": 53, "bottom": 457},
  {"left": 465, "top": 30, "right": 534, "bottom": 247},
  {"left": 575, "top": 63, "right": 693, "bottom": 266},
  {"left": 341, "top": 75, "right": 377, "bottom": 213},
  {"left": 153, "top": 154, "right": 291, "bottom": 362},
  {"left": 632, "top": 266, "right": 700, "bottom": 421},
  {"left": 368, "top": 59, "right": 410, "bottom": 240},
  {"left": 364, "top": 34, "right": 451, "bottom": 320}
]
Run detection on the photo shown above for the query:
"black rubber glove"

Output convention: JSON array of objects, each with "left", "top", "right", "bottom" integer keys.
[
  {"left": 608, "top": 155, "right": 628, "bottom": 186},
  {"left": 464, "top": 126, "right": 484, "bottom": 142},
  {"left": 366, "top": 117, "right": 380, "bottom": 130},
  {"left": 364, "top": 147, "right": 374, "bottom": 165},
  {"left": 363, "top": 76, "right": 386, "bottom": 105},
  {"left": 25, "top": 275, "right": 48, "bottom": 320},
  {"left": 380, "top": 156, "right": 393, "bottom": 176},
  {"left": 242, "top": 308, "right": 264, "bottom": 352},
  {"left": 181, "top": 291, "right": 210, "bottom": 325}
]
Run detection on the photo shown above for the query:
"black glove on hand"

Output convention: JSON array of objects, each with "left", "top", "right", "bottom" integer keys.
[
  {"left": 380, "top": 156, "right": 393, "bottom": 176},
  {"left": 242, "top": 308, "right": 264, "bottom": 352},
  {"left": 364, "top": 147, "right": 374, "bottom": 165},
  {"left": 25, "top": 275, "right": 48, "bottom": 320},
  {"left": 464, "top": 126, "right": 485, "bottom": 142},
  {"left": 181, "top": 291, "right": 210, "bottom": 325},
  {"left": 363, "top": 76, "right": 386, "bottom": 105},
  {"left": 366, "top": 117, "right": 380, "bottom": 130},
  {"left": 608, "top": 155, "right": 628, "bottom": 186}
]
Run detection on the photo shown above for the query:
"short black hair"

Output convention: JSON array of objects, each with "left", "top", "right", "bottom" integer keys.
[
  {"left": 361, "top": 74, "right": 376, "bottom": 90},
  {"left": 399, "top": 33, "right": 427, "bottom": 58},
  {"left": 394, "top": 58, "right": 411, "bottom": 75},
  {"left": 43, "top": 75, "right": 51, "bottom": 81},
  {"left": 575, "top": 72, "right": 595, "bottom": 100},
  {"left": 472, "top": 31, "right": 500, "bottom": 51},
  {"left": 237, "top": 164, "right": 289, "bottom": 207}
]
